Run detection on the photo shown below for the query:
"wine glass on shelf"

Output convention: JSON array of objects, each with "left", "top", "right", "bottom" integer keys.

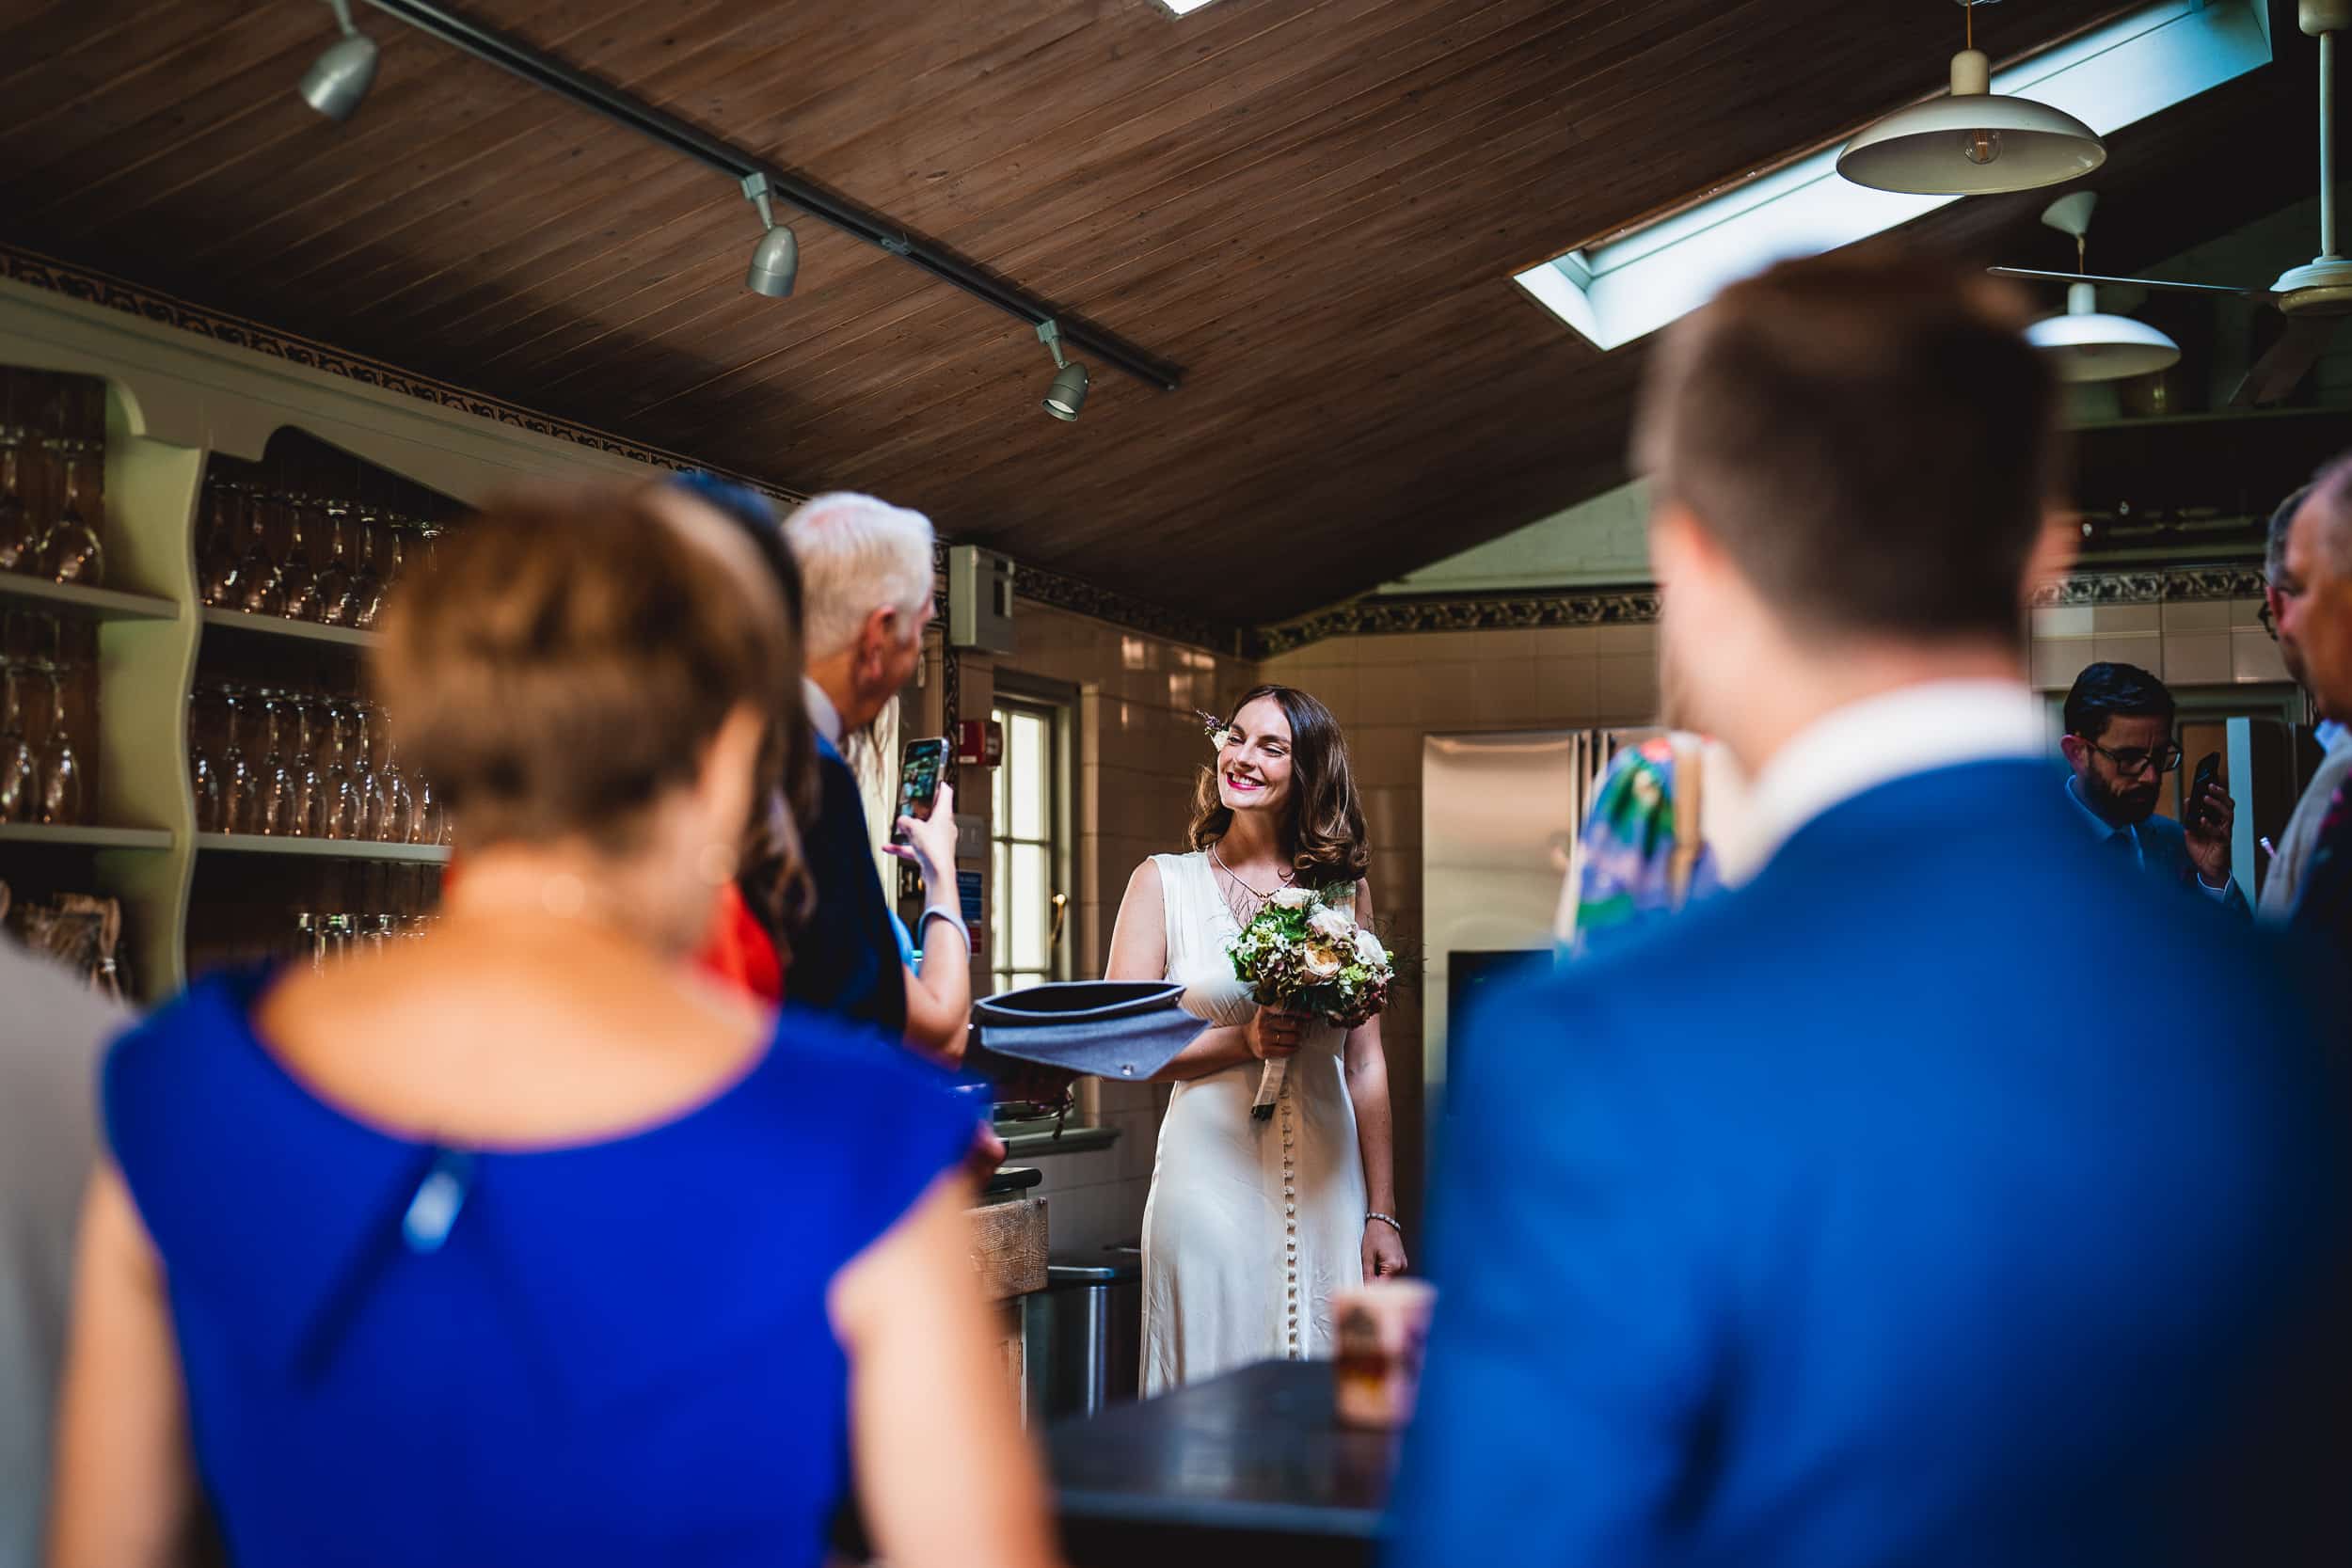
[
  {"left": 188, "top": 685, "right": 224, "bottom": 833},
  {"left": 0, "top": 423, "right": 35, "bottom": 577},
  {"left": 287, "top": 691, "right": 329, "bottom": 838},
  {"left": 349, "top": 511, "right": 388, "bottom": 631},
  {"left": 322, "top": 698, "right": 364, "bottom": 841},
  {"left": 278, "top": 498, "right": 321, "bottom": 623},
  {"left": 45, "top": 441, "right": 104, "bottom": 588},
  {"left": 235, "top": 491, "right": 286, "bottom": 618},
  {"left": 244, "top": 688, "right": 294, "bottom": 836},
  {"left": 406, "top": 766, "right": 440, "bottom": 847},
  {"left": 0, "top": 657, "right": 36, "bottom": 824},
  {"left": 314, "top": 500, "right": 355, "bottom": 626},
  {"left": 197, "top": 479, "right": 246, "bottom": 607},
  {"left": 215, "top": 683, "right": 254, "bottom": 837},
  {"left": 34, "top": 656, "right": 82, "bottom": 825},
  {"left": 351, "top": 701, "right": 389, "bottom": 841},
  {"left": 373, "top": 721, "right": 415, "bottom": 844}
]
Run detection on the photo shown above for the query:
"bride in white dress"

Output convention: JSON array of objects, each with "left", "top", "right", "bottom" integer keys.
[{"left": 1106, "top": 685, "right": 1405, "bottom": 1394}]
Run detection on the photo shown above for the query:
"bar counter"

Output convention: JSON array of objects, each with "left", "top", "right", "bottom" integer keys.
[{"left": 1048, "top": 1360, "right": 1398, "bottom": 1568}]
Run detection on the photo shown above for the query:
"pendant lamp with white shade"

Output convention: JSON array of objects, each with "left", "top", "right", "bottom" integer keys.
[
  {"left": 2015, "top": 193, "right": 2182, "bottom": 382},
  {"left": 1837, "top": 0, "right": 2106, "bottom": 196}
]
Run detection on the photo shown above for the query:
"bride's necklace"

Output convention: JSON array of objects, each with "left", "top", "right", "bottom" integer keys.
[{"left": 1211, "top": 843, "right": 1292, "bottom": 925}]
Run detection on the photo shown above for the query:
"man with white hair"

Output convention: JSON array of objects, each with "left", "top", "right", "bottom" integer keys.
[
  {"left": 2260, "top": 477, "right": 2352, "bottom": 917},
  {"left": 2277, "top": 457, "right": 2352, "bottom": 954},
  {"left": 782, "top": 492, "right": 965, "bottom": 1041}
]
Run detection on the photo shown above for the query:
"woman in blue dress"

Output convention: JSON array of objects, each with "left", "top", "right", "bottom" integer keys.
[{"left": 46, "top": 484, "right": 1061, "bottom": 1568}]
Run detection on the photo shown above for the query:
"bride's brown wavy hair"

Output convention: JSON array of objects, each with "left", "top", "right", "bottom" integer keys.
[{"left": 1188, "top": 684, "right": 1371, "bottom": 887}]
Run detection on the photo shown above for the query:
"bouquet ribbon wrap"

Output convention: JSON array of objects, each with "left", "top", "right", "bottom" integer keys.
[{"left": 1252, "top": 1052, "right": 1288, "bottom": 1121}]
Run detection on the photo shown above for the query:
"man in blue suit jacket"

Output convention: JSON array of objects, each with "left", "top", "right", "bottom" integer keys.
[
  {"left": 2058, "top": 661, "right": 2250, "bottom": 917},
  {"left": 1388, "top": 255, "right": 2352, "bottom": 1567}
]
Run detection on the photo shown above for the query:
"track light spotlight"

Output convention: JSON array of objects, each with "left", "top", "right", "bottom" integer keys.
[
  {"left": 299, "top": 0, "right": 379, "bottom": 123},
  {"left": 741, "top": 172, "right": 799, "bottom": 298},
  {"left": 1037, "top": 319, "right": 1089, "bottom": 420}
]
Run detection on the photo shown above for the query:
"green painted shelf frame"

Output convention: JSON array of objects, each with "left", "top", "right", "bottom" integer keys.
[{"left": 0, "top": 277, "right": 666, "bottom": 1005}]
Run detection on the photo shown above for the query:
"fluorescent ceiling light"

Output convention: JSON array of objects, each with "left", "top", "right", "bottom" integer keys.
[{"left": 1513, "top": 0, "right": 2272, "bottom": 353}]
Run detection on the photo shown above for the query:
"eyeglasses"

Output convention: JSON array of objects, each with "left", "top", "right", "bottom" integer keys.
[
  {"left": 2259, "top": 598, "right": 2278, "bottom": 641},
  {"left": 2080, "top": 737, "right": 2182, "bottom": 778}
]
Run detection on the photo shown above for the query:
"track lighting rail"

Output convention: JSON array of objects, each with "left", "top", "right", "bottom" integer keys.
[{"left": 357, "top": 0, "right": 1183, "bottom": 394}]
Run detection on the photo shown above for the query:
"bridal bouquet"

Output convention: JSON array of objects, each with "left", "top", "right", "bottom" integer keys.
[{"left": 1229, "top": 885, "right": 1394, "bottom": 1120}]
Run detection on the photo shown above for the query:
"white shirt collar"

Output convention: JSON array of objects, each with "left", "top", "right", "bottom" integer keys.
[
  {"left": 1745, "top": 680, "right": 2049, "bottom": 868},
  {"left": 802, "top": 677, "right": 844, "bottom": 748}
]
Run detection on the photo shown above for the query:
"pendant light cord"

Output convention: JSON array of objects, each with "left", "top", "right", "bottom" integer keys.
[{"left": 1965, "top": 0, "right": 1974, "bottom": 53}]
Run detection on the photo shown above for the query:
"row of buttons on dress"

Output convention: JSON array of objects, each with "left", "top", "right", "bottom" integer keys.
[{"left": 1281, "top": 1086, "right": 1301, "bottom": 1359}]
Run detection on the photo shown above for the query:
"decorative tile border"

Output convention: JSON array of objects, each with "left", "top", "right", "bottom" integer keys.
[
  {"left": 1013, "top": 560, "right": 1246, "bottom": 657},
  {"left": 1254, "top": 584, "right": 1662, "bottom": 657},
  {"left": 0, "top": 242, "right": 805, "bottom": 503},
  {"left": 2029, "top": 564, "right": 2266, "bottom": 607},
  {"left": 1255, "top": 562, "right": 2266, "bottom": 657}
]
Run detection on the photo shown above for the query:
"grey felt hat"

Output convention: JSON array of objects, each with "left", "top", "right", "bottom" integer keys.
[{"left": 969, "top": 980, "right": 1210, "bottom": 1082}]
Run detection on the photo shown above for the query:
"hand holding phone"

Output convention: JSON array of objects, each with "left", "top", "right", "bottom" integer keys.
[
  {"left": 895, "top": 737, "right": 948, "bottom": 842},
  {"left": 2189, "top": 751, "right": 2221, "bottom": 831}
]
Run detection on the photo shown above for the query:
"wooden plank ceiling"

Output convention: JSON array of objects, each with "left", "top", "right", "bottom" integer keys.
[{"left": 0, "top": 0, "right": 2318, "bottom": 623}]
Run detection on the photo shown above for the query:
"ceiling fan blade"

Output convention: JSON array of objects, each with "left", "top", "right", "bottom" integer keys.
[
  {"left": 1988, "top": 266, "right": 2270, "bottom": 300},
  {"left": 2229, "top": 315, "right": 2340, "bottom": 407}
]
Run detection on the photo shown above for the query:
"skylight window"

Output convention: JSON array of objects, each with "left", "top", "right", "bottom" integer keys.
[
  {"left": 1515, "top": 0, "right": 2273, "bottom": 353},
  {"left": 1153, "top": 0, "right": 1225, "bottom": 13}
]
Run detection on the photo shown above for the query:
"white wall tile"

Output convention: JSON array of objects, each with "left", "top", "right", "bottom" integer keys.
[
  {"left": 2090, "top": 604, "right": 2160, "bottom": 634},
  {"left": 2233, "top": 627, "right": 2291, "bottom": 683},
  {"left": 2163, "top": 630, "right": 2233, "bottom": 687},
  {"left": 2159, "top": 600, "right": 2232, "bottom": 633}
]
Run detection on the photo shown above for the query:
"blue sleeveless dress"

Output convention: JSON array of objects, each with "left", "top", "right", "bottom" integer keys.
[{"left": 102, "top": 968, "right": 979, "bottom": 1568}]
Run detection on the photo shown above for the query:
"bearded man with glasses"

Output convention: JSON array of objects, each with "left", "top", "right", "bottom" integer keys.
[{"left": 2058, "top": 661, "right": 2248, "bottom": 915}]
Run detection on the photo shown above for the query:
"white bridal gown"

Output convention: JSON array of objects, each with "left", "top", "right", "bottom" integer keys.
[{"left": 1139, "top": 851, "right": 1366, "bottom": 1394}]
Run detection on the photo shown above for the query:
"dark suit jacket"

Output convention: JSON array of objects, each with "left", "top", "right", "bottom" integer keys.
[
  {"left": 1390, "top": 760, "right": 2352, "bottom": 1568},
  {"left": 779, "top": 731, "right": 907, "bottom": 1040}
]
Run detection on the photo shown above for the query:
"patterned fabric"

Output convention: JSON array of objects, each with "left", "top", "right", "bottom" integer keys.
[{"left": 1570, "top": 737, "right": 1722, "bottom": 958}]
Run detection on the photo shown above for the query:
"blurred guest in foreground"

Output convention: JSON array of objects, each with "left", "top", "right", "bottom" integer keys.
[
  {"left": 2058, "top": 662, "right": 2246, "bottom": 913},
  {"left": 47, "top": 487, "right": 1059, "bottom": 1568},
  {"left": 2277, "top": 457, "right": 2352, "bottom": 953},
  {"left": 1561, "top": 732, "right": 1754, "bottom": 958},
  {"left": 2262, "top": 467, "right": 2352, "bottom": 922},
  {"left": 783, "top": 492, "right": 971, "bottom": 1062},
  {"left": 1390, "top": 255, "right": 2352, "bottom": 1568},
  {"left": 1, "top": 939, "right": 126, "bottom": 1568}
]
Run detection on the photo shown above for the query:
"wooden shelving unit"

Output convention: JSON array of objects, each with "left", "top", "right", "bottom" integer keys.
[
  {"left": 0, "top": 278, "right": 665, "bottom": 1003},
  {"left": 199, "top": 607, "right": 377, "bottom": 649},
  {"left": 0, "top": 574, "right": 179, "bottom": 622},
  {"left": 0, "top": 822, "right": 173, "bottom": 850},
  {"left": 196, "top": 832, "right": 448, "bottom": 864}
]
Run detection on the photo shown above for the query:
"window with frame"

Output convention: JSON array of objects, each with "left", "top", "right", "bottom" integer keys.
[{"left": 990, "top": 694, "right": 1071, "bottom": 996}]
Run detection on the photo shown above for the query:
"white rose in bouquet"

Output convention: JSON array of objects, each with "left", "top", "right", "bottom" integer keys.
[
  {"left": 1308, "top": 905, "right": 1355, "bottom": 942},
  {"left": 1352, "top": 927, "right": 1389, "bottom": 966},
  {"left": 1271, "top": 886, "right": 1316, "bottom": 911},
  {"left": 1302, "top": 943, "right": 1344, "bottom": 980}
]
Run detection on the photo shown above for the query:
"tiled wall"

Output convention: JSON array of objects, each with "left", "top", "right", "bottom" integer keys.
[
  {"left": 2028, "top": 597, "right": 2291, "bottom": 691},
  {"left": 961, "top": 602, "right": 1259, "bottom": 1254}
]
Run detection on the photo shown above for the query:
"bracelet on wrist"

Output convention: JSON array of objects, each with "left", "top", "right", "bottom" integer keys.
[
  {"left": 1366, "top": 1211, "right": 1404, "bottom": 1239},
  {"left": 918, "top": 905, "right": 971, "bottom": 953}
]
